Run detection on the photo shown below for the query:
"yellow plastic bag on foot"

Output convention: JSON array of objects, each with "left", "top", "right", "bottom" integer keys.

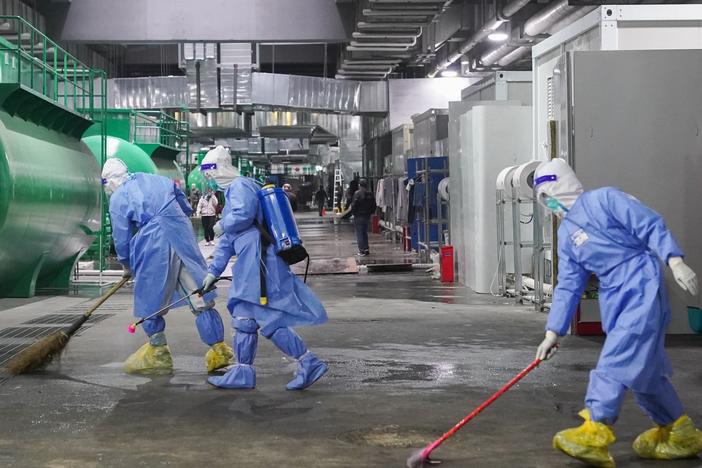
[
  {"left": 205, "top": 341, "right": 234, "bottom": 372},
  {"left": 124, "top": 343, "right": 173, "bottom": 375},
  {"left": 633, "top": 415, "right": 702, "bottom": 460},
  {"left": 553, "top": 409, "right": 616, "bottom": 468}
]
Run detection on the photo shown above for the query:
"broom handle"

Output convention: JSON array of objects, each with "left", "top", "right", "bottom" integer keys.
[
  {"left": 422, "top": 358, "right": 542, "bottom": 457},
  {"left": 83, "top": 276, "right": 130, "bottom": 319}
]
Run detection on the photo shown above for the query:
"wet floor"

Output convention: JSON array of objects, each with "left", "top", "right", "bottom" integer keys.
[{"left": 0, "top": 213, "right": 701, "bottom": 467}]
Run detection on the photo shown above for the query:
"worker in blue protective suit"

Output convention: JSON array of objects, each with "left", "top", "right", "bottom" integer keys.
[
  {"left": 198, "top": 146, "right": 328, "bottom": 390},
  {"left": 533, "top": 158, "right": 702, "bottom": 467},
  {"left": 101, "top": 158, "right": 233, "bottom": 375}
]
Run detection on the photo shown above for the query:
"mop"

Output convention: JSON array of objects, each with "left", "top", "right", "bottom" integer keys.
[
  {"left": 5, "top": 277, "right": 130, "bottom": 375},
  {"left": 407, "top": 357, "right": 545, "bottom": 468}
]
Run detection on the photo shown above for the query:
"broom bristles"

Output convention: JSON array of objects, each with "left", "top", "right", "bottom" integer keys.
[{"left": 5, "top": 331, "right": 70, "bottom": 375}]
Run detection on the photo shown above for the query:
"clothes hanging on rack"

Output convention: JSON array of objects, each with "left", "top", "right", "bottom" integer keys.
[
  {"left": 375, "top": 178, "right": 386, "bottom": 212},
  {"left": 406, "top": 178, "right": 416, "bottom": 225},
  {"left": 396, "top": 177, "right": 410, "bottom": 224}
]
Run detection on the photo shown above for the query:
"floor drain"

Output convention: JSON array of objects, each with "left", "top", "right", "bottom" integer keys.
[
  {"left": 0, "top": 327, "right": 65, "bottom": 339},
  {"left": 338, "top": 425, "right": 438, "bottom": 448},
  {"left": 23, "top": 313, "right": 113, "bottom": 325}
]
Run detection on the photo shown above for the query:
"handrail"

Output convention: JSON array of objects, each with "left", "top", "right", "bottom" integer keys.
[
  {"left": 0, "top": 15, "right": 105, "bottom": 116},
  {"left": 102, "top": 108, "right": 188, "bottom": 149}
]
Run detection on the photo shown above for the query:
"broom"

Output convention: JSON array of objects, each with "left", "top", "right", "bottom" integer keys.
[{"left": 5, "top": 276, "right": 129, "bottom": 375}]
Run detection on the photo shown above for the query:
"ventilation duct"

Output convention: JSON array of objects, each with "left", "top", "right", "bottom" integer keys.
[{"left": 108, "top": 74, "right": 387, "bottom": 114}]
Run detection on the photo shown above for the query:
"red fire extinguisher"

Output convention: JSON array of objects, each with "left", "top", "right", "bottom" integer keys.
[{"left": 440, "top": 245, "right": 454, "bottom": 283}]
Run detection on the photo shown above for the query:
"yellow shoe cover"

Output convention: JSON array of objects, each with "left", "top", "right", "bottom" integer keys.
[
  {"left": 124, "top": 343, "right": 173, "bottom": 375},
  {"left": 205, "top": 342, "right": 234, "bottom": 372},
  {"left": 553, "top": 409, "right": 617, "bottom": 468},
  {"left": 633, "top": 415, "right": 702, "bottom": 460}
]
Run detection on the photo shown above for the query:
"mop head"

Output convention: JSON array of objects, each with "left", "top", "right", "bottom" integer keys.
[
  {"left": 406, "top": 449, "right": 441, "bottom": 468},
  {"left": 5, "top": 331, "right": 69, "bottom": 375}
]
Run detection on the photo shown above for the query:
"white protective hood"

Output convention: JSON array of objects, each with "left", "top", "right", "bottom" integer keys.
[
  {"left": 533, "top": 158, "right": 584, "bottom": 215},
  {"left": 199, "top": 145, "right": 240, "bottom": 189},
  {"left": 102, "top": 158, "right": 129, "bottom": 196}
]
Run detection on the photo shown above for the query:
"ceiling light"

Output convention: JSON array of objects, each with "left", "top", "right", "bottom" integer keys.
[
  {"left": 440, "top": 70, "right": 458, "bottom": 77},
  {"left": 488, "top": 31, "right": 509, "bottom": 42}
]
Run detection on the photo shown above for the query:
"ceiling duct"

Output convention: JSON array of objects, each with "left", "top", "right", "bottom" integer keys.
[
  {"left": 340, "top": 1, "right": 453, "bottom": 79},
  {"left": 428, "top": 0, "right": 532, "bottom": 77},
  {"left": 523, "top": 0, "right": 575, "bottom": 37},
  {"left": 482, "top": 4, "right": 597, "bottom": 68},
  {"left": 107, "top": 73, "right": 387, "bottom": 114},
  {"left": 188, "top": 111, "right": 248, "bottom": 140}
]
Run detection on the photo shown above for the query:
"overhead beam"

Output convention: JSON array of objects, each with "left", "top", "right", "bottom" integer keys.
[{"left": 54, "top": 0, "right": 353, "bottom": 42}]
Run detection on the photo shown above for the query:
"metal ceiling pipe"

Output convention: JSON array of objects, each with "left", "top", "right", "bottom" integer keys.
[
  {"left": 352, "top": 32, "right": 419, "bottom": 39},
  {"left": 341, "top": 63, "right": 400, "bottom": 69},
  {"left": 480, "top": 43, "right": 517, "bottom": 66},
  {"left": 350, "top": 36, "right": 417, "bottom": 48},
  {"left": 545, "top": 6, "right": 597, "bottom": 34},
  {"left": 523, "top": 0, "right": 575, "bottom": 37},
  {"left": 428, "top": 0, "right": 532, "bottom": 77},
  {"left": 362, "top": 9, "right": 439, "bottom": 16},
  {"left": 357, "top": 22, "right": 426, "bottom": 29},
  {"left": 494, "top": 6, "right": 595, "bottom": 68},
  {"left": 338, "top": 69, "right": 392, "bottom": 75},
  {"left": 347, "top": 46, "right": 416, "bottom": 51},
  {"left": 342, "top": 59, "right": 402, "bottom": 64},
  {"left": 496, "top": 46, "right": 530, "bottom": 66}
]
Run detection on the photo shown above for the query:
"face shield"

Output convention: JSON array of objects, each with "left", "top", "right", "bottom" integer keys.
[
  {"left": 200, "top": 146, "right": 240, "bottom": 190},
  {"left": 101, "top": 158, "right": 129, "bottom": 197},
  {"left": 533, "top": 159, "right": 584, "bottom": 218}
]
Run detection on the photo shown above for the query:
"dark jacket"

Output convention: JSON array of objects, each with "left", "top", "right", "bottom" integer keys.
[
  {"left": 345, "top": 186, "right": 376, "bottom": 219},
  {"left": 286, "top": 192, "right": 298, "bottom": 212},
  {"left": 314, "top": 189, "right": 327, "bottom": 204}
]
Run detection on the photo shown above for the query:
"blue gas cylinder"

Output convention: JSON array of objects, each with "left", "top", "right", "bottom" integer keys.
[{"left": 257, "top": 185, "right": 307, "bottom": 264}]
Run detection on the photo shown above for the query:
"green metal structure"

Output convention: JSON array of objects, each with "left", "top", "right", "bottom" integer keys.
[
  {"left": 84, "top": 109, "right": 190, "bottom": 188},
  {"left": 0, "top": 16, "right": 106, "bottom": 297}
]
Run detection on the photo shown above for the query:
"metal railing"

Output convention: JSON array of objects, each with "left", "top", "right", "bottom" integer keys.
[
  {"left": 0, "top": 15, "right": 105, "bottom": 117},
  {"left": 102, "top": 108, "right": 189, "bottom": 151}
]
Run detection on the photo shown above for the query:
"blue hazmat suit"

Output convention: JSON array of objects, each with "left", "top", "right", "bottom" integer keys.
[
  {"left": 109, "top": 173, "right": 224, "bottom": 345},
  {"left": 206, "top": 176, "right": 328, "bottom": 389},
  {"left": 548, "top": 187, "right": 685, "bottom": 425}
]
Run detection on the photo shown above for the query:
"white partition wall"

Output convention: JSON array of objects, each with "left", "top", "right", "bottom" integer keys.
[
  {"left": 449, "top": 100, "right": 521, "bottom": 283},
  {"left": 460, "top": 105, "right": 532, "bottom": 293}
]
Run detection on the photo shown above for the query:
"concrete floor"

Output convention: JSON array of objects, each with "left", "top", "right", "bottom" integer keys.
[{"left": 1, "top": 213, "right": 701, "bottom": 467}]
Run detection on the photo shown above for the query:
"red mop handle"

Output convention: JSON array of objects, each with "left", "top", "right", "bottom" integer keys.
[{"left": 421, "top": 358, "right": 542, "bottom": 458}]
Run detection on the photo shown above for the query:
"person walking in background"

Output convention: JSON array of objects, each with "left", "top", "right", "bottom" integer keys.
[
  {"left": 189, "top": 183, "right": 201, "bottom": 214},
  {"left": 334, "top": 183, "right": 343, "bottom": 211},
  {"left": 342, "top": 178, "right": 376, "bottom": 257},
  {"left": 345, "top": 179, "right": 359, "bottom": 210},
  {"left": 314, "top": 186, "right": 327, "bottom": 217},
  {"left": 197, "top": 188, "right": 218, "bottom": 246},
  {"left": 283, "top": 183, "right": 298, "bottom": 212}
]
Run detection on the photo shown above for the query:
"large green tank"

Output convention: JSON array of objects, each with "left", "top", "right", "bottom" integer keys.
[
  {"left": 83, "top": 135, "right": 157, "bottom": 174},
  {"left": 0, "top": 112, "right": 101, "bottom": 297},
  {"left": 187, "top": 166, "right": 205, "bottom": 191}
]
